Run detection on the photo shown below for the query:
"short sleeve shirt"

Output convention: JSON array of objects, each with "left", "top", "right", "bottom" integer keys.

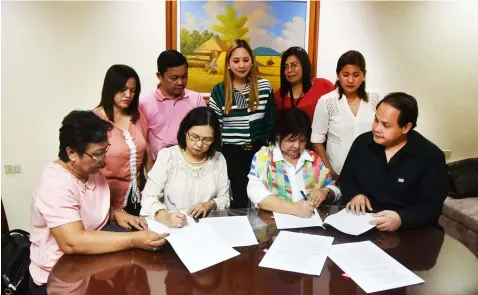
[{"left": 29, "top": 162, "right": 110, "bottom": 285}]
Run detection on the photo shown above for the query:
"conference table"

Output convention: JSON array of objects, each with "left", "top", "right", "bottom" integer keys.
[{"left": 47, "top": 206, "right": 478, "bottom": 295}]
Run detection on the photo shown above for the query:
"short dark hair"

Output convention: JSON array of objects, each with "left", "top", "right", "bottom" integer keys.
[
  {"left": 157, "top": 50, "right": 188, "bottom": 76},
  {"left": 279, "top": 47, "right": 312, "bottom": 98},
  {"left": 177, "top": 107, "right": 220, "bottom": 158},
  {"left": 58, "top": 110, "right": 113, "bottom": 162},
  {"left": 377, "top": 92, "right": 419, "bottom": 130},
  {"left": 335, "top": 50, "right": 368, "bottom": 102},
  {"left": 270, "top": 108, "right": 312, "bottom": 145},
  {"left": 98, "top": 64, "right": 141, "bottom": 123}
]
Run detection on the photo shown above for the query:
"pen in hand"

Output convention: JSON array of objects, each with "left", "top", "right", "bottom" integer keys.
[
  {"left": 300, "top": 191, "right": 315, "bottom": 215},
  {"left": 166, "top": 195, "right": 188, "bottom": 226}
]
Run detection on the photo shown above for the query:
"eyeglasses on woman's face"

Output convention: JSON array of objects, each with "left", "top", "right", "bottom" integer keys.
[
  {"left": 85, "top": 144, "right": 111, "bottom": 161},
  {"left": 284, "top": 62, "right": 301, "bottom": 72},
  {"left": 187, "top": 132, "right": 214, "bottom": 145}
]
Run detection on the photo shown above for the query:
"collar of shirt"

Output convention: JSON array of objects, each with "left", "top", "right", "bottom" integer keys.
[
  {"left": 272, "top": 144, "right": 313, "bottom": 170},
  {"left": 367, "top": 130, "right": 422, "bottom": 158},
  {"left": 154, "top": 83, "right": 190, "bottom": 102},
  {"left": 233, "top": 81, "right": 250, "bottom": 94}
]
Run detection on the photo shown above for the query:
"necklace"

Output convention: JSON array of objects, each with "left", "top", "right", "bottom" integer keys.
[
  {"left": 289, "top": 87, "right": 304, "bottom": 108},
  {"left": 60, "top": 161, "right": 88, "bottom": 183},
  {"left": 348, "top": 99, "right": 360, "bottom": 107},
  {"left": 282, "top": 152, "right": 300, "bottom": 160},
  {"left": 182, "top": 149, "right": 207, "bottom": 164}
]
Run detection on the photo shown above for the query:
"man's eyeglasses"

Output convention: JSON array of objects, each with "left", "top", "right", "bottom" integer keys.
[
  {"left": 85, "top": 144, "right": 111, "bottom": 161},
  {"left": 187, "top": 132, "right": 214, "bottom": 145}
]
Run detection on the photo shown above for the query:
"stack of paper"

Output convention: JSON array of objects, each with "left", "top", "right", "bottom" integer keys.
[
  {"left": 259, "top": 231, "right": 333, "bottom": 276},
  {"left": 328, "top": 241, "right": 424, "bottom": 293},
  {"left": 323, "top": 208, "right": 375, "bottom": 236},
  {"left": 199, "top": 216, "right": 258, "bottom": 247},
  {"left": 273, "top": 209, "right": 323, "bottom": 229},
  {"left": 147, "top": 218, "right": 239, "bottom": 273}
]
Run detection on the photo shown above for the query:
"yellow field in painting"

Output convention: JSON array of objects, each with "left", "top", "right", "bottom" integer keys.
[{"left": 187, "top": 64, "right": 281, "bottom": 94}]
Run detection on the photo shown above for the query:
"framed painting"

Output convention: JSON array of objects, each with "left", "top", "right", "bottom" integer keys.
[{"left": 166, "top": 0, "right": 321, "bottom": 96}]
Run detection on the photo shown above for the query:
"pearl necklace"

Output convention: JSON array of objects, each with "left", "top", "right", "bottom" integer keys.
[{"left": 182, "top": 149, "right": 207, "bottom": 164}]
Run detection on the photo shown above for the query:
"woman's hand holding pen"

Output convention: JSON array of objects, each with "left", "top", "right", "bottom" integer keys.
[
  {"left": 168, "top": 212, "right": 187, "bottom": 228},
  {"left": 294, "top": 200, "right": 314, "bottom": 217}
]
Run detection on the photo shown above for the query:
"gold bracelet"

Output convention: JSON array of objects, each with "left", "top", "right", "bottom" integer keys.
[{"left": 129, "top": 232, "right": 133, "bottom": 249}]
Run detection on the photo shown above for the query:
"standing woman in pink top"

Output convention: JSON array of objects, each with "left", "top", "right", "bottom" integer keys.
[{"left": 94, "top": 65, "right": 153, "bottom": 230}]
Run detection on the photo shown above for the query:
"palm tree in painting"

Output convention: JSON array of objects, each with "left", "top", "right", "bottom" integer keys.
[{"left": 212, "top": 5, "right": 250, "bottom": 45}]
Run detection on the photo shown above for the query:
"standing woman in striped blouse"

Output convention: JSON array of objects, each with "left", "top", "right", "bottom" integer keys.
[{"left": 209, "top": 39, "right": 276, "bottom": 209}]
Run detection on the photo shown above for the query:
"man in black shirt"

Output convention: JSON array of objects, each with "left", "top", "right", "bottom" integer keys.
[{"left": 341, "top": 92, "right": 448, "bottom": 231}]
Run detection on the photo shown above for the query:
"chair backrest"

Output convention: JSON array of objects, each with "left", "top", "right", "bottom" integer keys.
[{"left": 447, "top": 157, "right": 478, "bottom": 198}]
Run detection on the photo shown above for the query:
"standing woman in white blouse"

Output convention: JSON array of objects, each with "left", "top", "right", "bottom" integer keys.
[
  {"left": 140, "top": 107, "right": 230, "bottom": 228},
  {"left": 311, "top": 50, "right": 381, "bottom": 182}
]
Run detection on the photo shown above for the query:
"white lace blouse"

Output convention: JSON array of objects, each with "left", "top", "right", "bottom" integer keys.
[
  {"left": 311, "top": 89, "right": 381, "bottom": 175},
  {"left": 140, "top": 146, "right": 230, "bottom": 218}
]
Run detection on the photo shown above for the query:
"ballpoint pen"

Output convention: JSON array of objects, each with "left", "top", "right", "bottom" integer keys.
[
  {"left": 300, "top": 191, "right": 316, "bottom": 215},
  {"left": 166, "top": 195, "right": 188, "bottom": 226}
]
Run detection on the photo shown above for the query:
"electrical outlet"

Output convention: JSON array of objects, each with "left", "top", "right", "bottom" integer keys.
[
  {"left": 4, "top": 164, "right": 21, "bottom": 174},
  {"left": 443, "top": 150, "right": 452, "bottom": 160}
]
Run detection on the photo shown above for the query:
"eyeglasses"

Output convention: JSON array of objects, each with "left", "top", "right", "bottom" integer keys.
[
  {"left": 284, "top": 63, "right": 300, "bottom": 71},
  {"left": 187, "top": 132, "right": 214, "bottom": 145},
  {"left": 85, "top": 144, "right": 111, "bottom": 161}
]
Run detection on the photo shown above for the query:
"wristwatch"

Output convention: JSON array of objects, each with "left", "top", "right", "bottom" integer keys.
[
  {"left": 209, "top": 199, "right": 217, "bottom": 210},
  {"left": 321, "top": 188, "right": 333, "bottom": 200}
]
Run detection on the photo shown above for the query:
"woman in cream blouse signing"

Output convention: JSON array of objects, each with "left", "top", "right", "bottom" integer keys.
[
  {"left": 248, "top": 108, "right": 341, "bottom": 217},
  {"left": 140, "top": 107, "right": 230, "bottom": 228},
  {"left": 311, "top": 50, "right": 381, "bottom": 182}
]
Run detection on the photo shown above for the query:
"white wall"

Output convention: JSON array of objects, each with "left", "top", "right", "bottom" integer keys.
[
  {"left": 1, "top": 1, "right": 166, "bottom": 230},
  {"left": 317, "top": 0, "right": 478, "bottom": 162},
  {"left": 2, "top": 0, "right": 478, "bottom": 231}
]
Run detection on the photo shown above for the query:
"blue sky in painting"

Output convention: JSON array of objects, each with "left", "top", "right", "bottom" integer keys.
[{"left": 180, "top": 0, "right": 307, "bottom": 51}]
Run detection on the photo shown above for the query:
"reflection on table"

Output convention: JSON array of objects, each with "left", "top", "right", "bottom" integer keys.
[{"left": 48, "top": 206, "right": 478, "bottom": 295}]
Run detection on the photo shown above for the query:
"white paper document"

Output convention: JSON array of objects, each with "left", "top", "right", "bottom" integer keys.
[
  {"left": 259, "top": 231, "right": 334, "bottom": 276},
  {"left": 328, "top": 241, "right": 424, "bottom": 293},
  {"left": 323, "top": 208, "right": 375, "bottom": 236},
  {"left": 199, "top": 216, "right": 258, "bottom": 247},
  {"left": 146, "top": 214, "right": 196, "bottom": 234},
  {"left": 273, "top": 209, "right": 323, "bottom": 229},
  {"left": 147, "top": 219, "right": 240, "bottom": 273}
]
